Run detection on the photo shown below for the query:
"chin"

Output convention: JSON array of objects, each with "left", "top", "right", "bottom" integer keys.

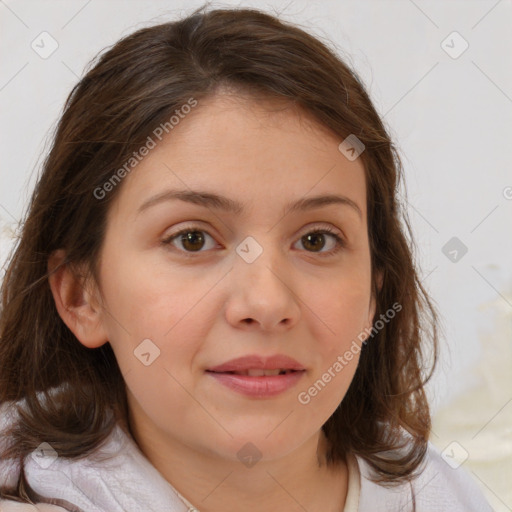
[{"left": 202, "top": 425, "right": 316, "bottom": 464}]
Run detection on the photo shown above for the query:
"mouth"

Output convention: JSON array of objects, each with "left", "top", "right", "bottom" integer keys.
[
  {"left": 206, "top": 354, "right": 306, "bottom": 374},
  {"left": 206, "top": 369, "right": 303, "bottom": 377},
  {"left": 205, "top": 355, "right": 306, "bottom": 397}
]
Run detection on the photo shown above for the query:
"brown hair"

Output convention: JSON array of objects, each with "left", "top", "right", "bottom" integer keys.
[{"left": 0, "top": 4, "right": 438, "bottom": 501}]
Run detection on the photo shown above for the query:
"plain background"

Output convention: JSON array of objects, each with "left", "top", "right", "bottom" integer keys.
[{"left": 1, "top": 0, "right": 511, "bottom": 509}]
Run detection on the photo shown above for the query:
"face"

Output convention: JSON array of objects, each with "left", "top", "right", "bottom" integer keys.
[{"left": 90, "top": 93, "right": 375, "bottom": 464}]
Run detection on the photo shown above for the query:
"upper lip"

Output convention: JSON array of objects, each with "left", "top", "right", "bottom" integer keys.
[{"left": 206, "top": 354, "right": 305, "bottom": 372}]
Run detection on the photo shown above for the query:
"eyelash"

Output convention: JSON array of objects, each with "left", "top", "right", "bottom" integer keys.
[{"left": 161, "top": 225, "right": 345, "bottom": 258}]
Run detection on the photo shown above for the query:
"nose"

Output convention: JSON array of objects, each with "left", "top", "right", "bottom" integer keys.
[{"left": 224, "top": 240, "right": 300, "bottom": 332}]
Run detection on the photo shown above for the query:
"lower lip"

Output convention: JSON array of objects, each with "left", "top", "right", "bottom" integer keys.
[{"left": 206, "top": 371, "right": 305, "bottom": 398}]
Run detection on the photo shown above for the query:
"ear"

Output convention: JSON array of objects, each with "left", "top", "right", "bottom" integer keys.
[{"left": 47, "top": 249, "right": 108, "bottom": 349}]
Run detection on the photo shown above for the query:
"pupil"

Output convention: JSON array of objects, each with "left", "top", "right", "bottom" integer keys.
[
  {"left": 182, "top": 231, "right": 204, "bottom": 251},
  {"left": 179, "top": 232, "right": 326, "bottom": 252},
  {"left": 303, "top": 233, "right": 325, "bottom": 252}
]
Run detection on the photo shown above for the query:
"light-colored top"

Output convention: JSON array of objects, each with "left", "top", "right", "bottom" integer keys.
[
  {"left": 171, "top": 450, "right": 361, "bottom": 512},
  {"left": 344, "top": 453, "right": 361, "bottom": 512},
  {"left": 0, "top": 404, "right": 491, "bottom": 512}
]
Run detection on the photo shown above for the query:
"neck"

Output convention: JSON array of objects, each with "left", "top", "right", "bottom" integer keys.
[{"left": 128, "top": 413, "right": 348, "bottom": 512}]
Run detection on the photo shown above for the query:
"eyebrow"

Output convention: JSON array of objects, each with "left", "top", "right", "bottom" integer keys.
[{"left": 137, "top": 189, "right": 362, "bottom": 219}]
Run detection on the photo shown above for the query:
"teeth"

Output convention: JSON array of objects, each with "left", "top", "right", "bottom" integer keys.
[{"left": 236, "top": 369, "right": 285, "bottom": 376}]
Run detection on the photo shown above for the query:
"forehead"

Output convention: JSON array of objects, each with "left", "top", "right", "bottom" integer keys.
[{"left": 109, "top": 92, "right": 367, "bottom": 221}]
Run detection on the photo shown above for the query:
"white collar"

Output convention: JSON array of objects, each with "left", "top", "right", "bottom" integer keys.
[
  {"left": 23, "top": 422, "right": 193, "bottom": 512},
  {"left": 2, "top": 416, "right": 363, "bottom": 512},
  {"left": 1, "top": 406, "right": 491, "bottom": 512},
  {"left": 22, "top": 422, "right": 364, "bottom": 512}
]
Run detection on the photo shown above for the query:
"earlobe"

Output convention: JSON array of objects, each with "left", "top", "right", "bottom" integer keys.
[{"left": 47, "top": 249, "right": 108, "bottom": 349}]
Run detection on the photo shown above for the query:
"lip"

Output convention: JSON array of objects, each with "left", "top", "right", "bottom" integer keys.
[
  {"left": 206, "top": 354, "right": 306, "bottom": 398},
  {"left": 206, "top": 354, "right": 305, "bottom": 373}
]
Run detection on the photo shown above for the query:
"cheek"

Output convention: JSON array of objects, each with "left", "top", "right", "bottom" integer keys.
[
  {"left": 98, "top": 252, "right": 225, "bottom": 391},
  {"left": 298, "top": 267, "right": 371, "bottom": 413},
  {"left": 298, "top": 353, "right": 361, "bottom": 413},
  {"left": 100, "top": 250, "right": 214, "bottom": 340},
  {"left": 98, "top": 260, "right": 218, "bottom": 430},
  {"left": 304, "top": 267, "right": 372, "bottom": 348},
  {"left": 297, "top": 291, "right": 365, "bottom": 416}
]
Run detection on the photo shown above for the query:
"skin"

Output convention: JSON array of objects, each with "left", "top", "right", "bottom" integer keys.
[{"left": 49, "top": 92, "right": 377, "bottom": 512}]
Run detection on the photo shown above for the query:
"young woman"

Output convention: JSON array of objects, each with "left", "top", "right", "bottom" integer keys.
[{"left": 0, "top": 5, "right": 491, "bottom": 511}]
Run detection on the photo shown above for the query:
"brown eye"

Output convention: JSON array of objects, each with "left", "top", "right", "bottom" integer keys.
[
  {"left": 163, "top": 228, "right": 217, "bottom": 254},
  {"left": 301, "top": 232, "right": 327, "bottom": 252},
  {"left": 294, "top": 227, "right": 345, "bottom": 256},
  {"left": 179, "top": 231, "right": 206, "bottom": 252}
]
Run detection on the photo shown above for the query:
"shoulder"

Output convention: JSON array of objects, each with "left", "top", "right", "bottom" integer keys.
[
  {"left": 414, "top": 442, "right": 491, "bottom": 509},
  {"left": 0, "top": 405, "right": 71, "bottom": 512},
  {"left": 355, "top": 442, "right": 492, "bottom": 512},
  {"left": 0, "top": 402, "right": 22, "bottom": 488},
  {"left": 0, "top": 501, "right": 70, "bottom": 512}
]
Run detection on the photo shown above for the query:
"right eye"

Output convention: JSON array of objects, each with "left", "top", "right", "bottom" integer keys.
[{"left": 162, "top": 226, "right": 218, "bottom": 255}]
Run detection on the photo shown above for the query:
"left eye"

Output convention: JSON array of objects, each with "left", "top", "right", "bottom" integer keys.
[
  {"left": 294, "top": 227, "right": 345, "bottom": 255},
  {"left": 162, "top": 226, "right": 345, "bottom": 256}
]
